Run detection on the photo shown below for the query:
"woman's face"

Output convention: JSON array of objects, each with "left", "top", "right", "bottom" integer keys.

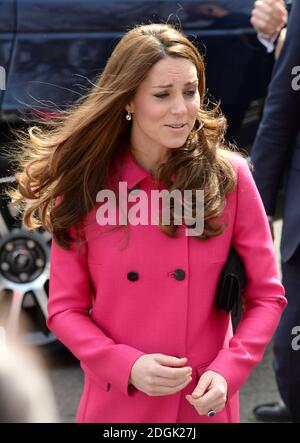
[{"left": 126, "top": 56, "right": 201, "bottom": 154}]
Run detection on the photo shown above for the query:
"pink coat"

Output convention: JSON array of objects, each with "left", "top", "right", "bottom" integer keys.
[{"left": 46, "top": 148, "right": 286, "bottom": 423}]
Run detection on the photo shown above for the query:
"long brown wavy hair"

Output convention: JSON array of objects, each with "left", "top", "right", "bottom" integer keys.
[{"left": 6, "top": 23, "right": 244, "bottom": 249}]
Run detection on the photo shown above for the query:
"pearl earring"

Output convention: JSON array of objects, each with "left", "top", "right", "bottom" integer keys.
[{"left": 126, "top": 111, "right": 132, "bottom": 121}]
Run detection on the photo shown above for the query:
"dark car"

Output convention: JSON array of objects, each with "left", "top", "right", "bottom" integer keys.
[{"left": 0, "top": 0, "right": 275, "bottom": 348}]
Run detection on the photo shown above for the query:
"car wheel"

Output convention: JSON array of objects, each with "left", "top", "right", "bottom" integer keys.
[{"left": 0, "top": 175, "right": 61, "bottom": 350}]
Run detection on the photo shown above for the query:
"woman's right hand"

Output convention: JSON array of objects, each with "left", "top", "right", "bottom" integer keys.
[{"left": 129, "top": 354, "right": 193, "bottom": 396}]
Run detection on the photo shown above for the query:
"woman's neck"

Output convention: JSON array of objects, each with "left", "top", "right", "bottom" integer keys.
[{"left": 129, "top": 142, "right": 169, "bottom": 177}]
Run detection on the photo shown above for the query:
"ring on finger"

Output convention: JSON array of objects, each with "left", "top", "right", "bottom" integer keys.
[{"left": 207, "top": 409, "right": 217, "bottom": 417}]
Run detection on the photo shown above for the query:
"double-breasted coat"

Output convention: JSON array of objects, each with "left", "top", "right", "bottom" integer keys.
[{"left": 46, "top": 147, "right": 286, "bottom": 423}]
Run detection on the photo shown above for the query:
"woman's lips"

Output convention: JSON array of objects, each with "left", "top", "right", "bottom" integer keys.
[{"left": 165, "top": 124, "right": 187, "bottom": 131}]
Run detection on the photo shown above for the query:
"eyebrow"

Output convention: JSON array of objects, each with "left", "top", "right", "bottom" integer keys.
[{"left": 151, "top": 80, "right": 198, "bottom": 88}]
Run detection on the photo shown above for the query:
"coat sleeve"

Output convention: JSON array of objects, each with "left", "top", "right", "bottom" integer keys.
[
  {"left": 46, "top": 222, "right": 145, "bottom": 396},
  {"left": 206, "top": 157, "right": 287, "bottom": 400}
]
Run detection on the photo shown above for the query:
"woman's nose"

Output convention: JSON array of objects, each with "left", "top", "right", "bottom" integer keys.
[{"left": 170, "top": 96, "right": 187, "bottom": 115}]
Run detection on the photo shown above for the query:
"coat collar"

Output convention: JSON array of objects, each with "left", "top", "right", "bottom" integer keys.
[
  {"left": 119, "top": 146, "right": 151, "bottom": 190},
  {"left": 116, "top": 143, "right": 176, "bottom": 190}
]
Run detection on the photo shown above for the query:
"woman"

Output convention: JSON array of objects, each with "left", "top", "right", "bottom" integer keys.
[{"left": 8, "top": 23, "right": 286, "bottom": 423}]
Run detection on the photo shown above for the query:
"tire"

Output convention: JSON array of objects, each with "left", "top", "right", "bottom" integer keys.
[{"left": 0, "top": 174, "right": 63, "bottom": 350}]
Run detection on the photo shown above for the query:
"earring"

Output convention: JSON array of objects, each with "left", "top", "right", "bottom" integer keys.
[{"left": 126, "top": 111, "right": 132, "bottom": 121}]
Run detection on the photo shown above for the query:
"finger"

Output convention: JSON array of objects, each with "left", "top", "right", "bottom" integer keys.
[
  {"left": 187, "top": 384, "right": 227, "bottom": 414},
  {"left": 212, "top": 401, "right": 226, "bottom": 411},
  {"left": 252, "top": 18, "right": 275, "bottom": 35},
  {"left": 188, "top": 388, "right": 220, "bottom": 409},
  {"left": 151, "top": 374, "right": 192, "bottom": 388},
  {"left": 185, "top": 398, "right": 214, "bottom": 415},
  {"left": 154, "top": 365, "right": 192, "bottom": 379},
  {"left": 252, "top": 9, "right": 272, "bottom": 25},
  {"left": 268, "top": 12, "right": 286, "bottom": 30},
  {"left": 254, "top": 7, "right": 286, "bottom": 31},
  {"left": 186, "top": 397, "right": 225, "bottom": 416},
  {"left": 191, "top": 375, "right": 211, "bottom": 398},
  {"left": 272, "top": 2, "right": 288, "bottom": 16},
  {"left": 253, "top": 1, "right": 272, "bottom": 14},
  {"left": 251, "top": 14, "right": 271, "bottom": 32},
  {"left": 204, "top": 401, "right": 226, "bottom": 415},
  {"left": 150, "top": 376, "right": 192, "bottom": 396},
  {"left": 185, "top": 394, "right": 198, "bottom": 406},
  {"left": 155, "top": 355, "right": 188, "bottom": 367}
]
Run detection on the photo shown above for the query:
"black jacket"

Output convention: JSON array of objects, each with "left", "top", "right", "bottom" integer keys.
[{"left": 251, "top": 0, "right": 300, "bottom": 262}]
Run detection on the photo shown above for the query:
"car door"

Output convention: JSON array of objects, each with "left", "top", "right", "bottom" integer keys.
[{"left": 2, "top": 0, "right": 272, "bottom": 141}]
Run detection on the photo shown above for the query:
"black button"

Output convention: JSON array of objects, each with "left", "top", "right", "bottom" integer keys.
[
  {"left": 127, "top": 271, "right": 139, "bottom": 282},
  {"left": 172, "top": 269, "right": 185, "bottom": 281}
]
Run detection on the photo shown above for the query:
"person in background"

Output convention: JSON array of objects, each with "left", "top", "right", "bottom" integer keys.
[
  {"left": 0, "top": 331, "right": 58, "bottom": 422},
  {"left": 250, "top": 0, "right": 300, "bottom": 423},
  {"left": 251, "top": 0, "right": 288, "bottom": 58}
]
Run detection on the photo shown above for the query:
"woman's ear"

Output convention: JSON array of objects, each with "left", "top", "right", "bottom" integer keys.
[{"left": 125, "top": 103, "right": 134, "bottom": 113}]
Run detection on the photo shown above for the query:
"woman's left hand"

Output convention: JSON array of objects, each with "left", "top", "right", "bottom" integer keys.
[{"left": 185, "top": 370, "right": 228, "bottom": 416}]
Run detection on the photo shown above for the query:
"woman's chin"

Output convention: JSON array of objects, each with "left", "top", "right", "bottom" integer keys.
[{"left": 162, "top": 137, "right": 189, "bottom": 149}]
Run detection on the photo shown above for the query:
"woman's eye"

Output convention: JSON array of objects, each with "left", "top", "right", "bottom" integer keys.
[
  {"left": 154, "top": 91, "right": 196, "bottom": 99},
  {"left": 154, "top": 93, "right": 169, "bottom": 98},
  {"left": 185, "top": 90, "right": 196, "bottom": 96}
]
